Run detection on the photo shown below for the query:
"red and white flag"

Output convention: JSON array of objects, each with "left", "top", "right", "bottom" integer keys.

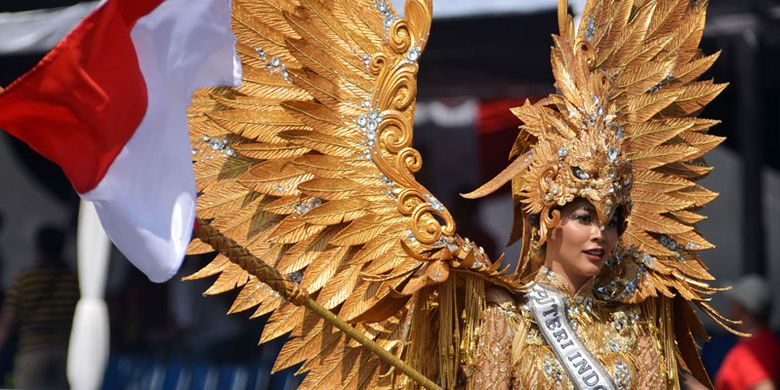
[{"left": 0, "top": 0, "right": 241, "bottom": 282}]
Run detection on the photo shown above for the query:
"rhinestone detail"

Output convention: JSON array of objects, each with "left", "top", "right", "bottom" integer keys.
[
  {"left": 614, "top": 361, "right": 631, "bottom": 389},
  {"left": 193, "top": 135, "right": 235, "bottom": 159},
  {"left": 425, "top": 194, "right": 444, "bottom": 211},
  {"left": 254, "top": 46, "right": 291, "bottom": 82},
  {"left": 374, "top": 1, "right": 398, "bottom": 39},
  {"left": 584, "top": 16, "right": 596, "bottom": 42},
  {"left": 406, "top": 45, "right": 422, "bottom": 63},
  {"left": 293, "top": 197, "right": 322, "bottom": 215},
  {"left": 286, "top": 271, "right": 303, "bottom": 283},
  {"left": 608, "top": 147, "right": 619, "bottom": 162},
  {"left": 572, "top": 167, "right": 590, "bottom": 180}
]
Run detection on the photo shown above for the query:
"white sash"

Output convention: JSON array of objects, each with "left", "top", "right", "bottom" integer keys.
[{"left": 527, "top": 283, "right": 616, "bottom": 390}]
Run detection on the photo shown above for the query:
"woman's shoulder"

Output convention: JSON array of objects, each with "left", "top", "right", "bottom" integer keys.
[
  {"left": 486, "top": 285, "right": 516, "bottom": 306},
  {"left": 484, "top": 286, "right": 534, "bottom": 322}
]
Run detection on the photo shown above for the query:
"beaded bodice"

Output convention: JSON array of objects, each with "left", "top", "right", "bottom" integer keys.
[{"left": 468, "top": 268, "right": 669, "bottom": 389}]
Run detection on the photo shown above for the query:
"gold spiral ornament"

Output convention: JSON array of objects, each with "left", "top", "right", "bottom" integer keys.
[
  {"left": 376, "top": 63, "right": 417, "bottom": 111},
  {"left": 411, "top": 204, "right": 443, "bottom": 244},
  {"left": 377, "top": 110, "right": 412, "bottom": 153},
  {"left": 388, "top": 20, "right": 412, "bottom": 54},
  {"left": 398, "top": 147, "right": 423, "bottom": 174}
]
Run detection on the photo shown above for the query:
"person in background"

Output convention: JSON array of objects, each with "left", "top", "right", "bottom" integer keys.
[
  {"left": 0, "top": 225, "right": 79, "bottom": 390},
  {"left": 715, "top": 275, "right": 780, "bottom": 390}
]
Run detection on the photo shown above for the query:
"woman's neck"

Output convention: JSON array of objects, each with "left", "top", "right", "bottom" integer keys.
[{"left": 544, "top": 260, "right": 588, "bottom": 294}]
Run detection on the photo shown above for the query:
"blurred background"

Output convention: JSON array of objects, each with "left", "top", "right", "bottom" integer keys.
[{"left": 0, "top": 0, "right": 778, "bottom": 388}]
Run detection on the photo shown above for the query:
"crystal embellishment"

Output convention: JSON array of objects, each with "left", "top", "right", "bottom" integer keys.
[
  {"left": 193, "top": 135, "right": 235, "bottom": 158},
  {"left": 374, "top": 1, "right": 398, "bottom": 39},
  {"left": 608, "top": 147, "right": 619, "bottom": 162},
  {"left": 425, "top": 194, "right": 445, "bottom": 211},
  {"left": 286, "top": 271, "right": 303, "bottom": 283},
  {"left": 542, "top": 356, "right": 563, "bottom": 382},
  {"left": 380, "top": 175, "right": 398, "bottom": 199},
  {"left": 659, "top": 235, "right": 677, "bottom": 250},
  {"left": 293, "top": 197, "right": 322, "bottom": 215},
  {"left": 405, "top": 45, "right": 421, "bottom": 64},
  {"left": 649, "top": 73, "right": 674, "bottom": 93},
  {"left": 357, "top": 107, "right": 384, "bottom": 149},
  {"left": 572, "top": 167, "right": 590, "bottom": 180},
  {"left": 584, "top": 16, "right": 596, "bottom": 42},
  {"left": 363, "top": 54, "right": 372, "bottom": 70},
  {"left": 614, "top": 361, "right": 631, "bottom": 389},
  {"left": 254, "top": 46, "right": 292, "bottom": 82}
]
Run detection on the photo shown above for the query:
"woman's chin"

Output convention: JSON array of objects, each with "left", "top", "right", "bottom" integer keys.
[{"left": 577, "top": 259, "right": 604, "bottom": 277}]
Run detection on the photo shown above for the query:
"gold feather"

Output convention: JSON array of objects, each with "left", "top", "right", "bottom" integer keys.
[
  {"left": 260, "top": 302, "right": 306, "bottom": 343},
  {"left": 330, "top": 215, "right": 389, "bottom": 246},
  {"left": 204, "top": 262, "right": 252, "bottom": 296},
  {"left": 300, "top": 198, "right": 370, "bottom": 225},
  {"left": 317, "top": 264, "right": 363, "bottom": 309},
  {"left": 182, "top": 254, "right": 230, "bottom": 281}
]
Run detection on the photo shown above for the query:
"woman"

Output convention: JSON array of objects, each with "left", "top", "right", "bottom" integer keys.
[
  {"left": 453, "top": 0, "right": 731, "bottom": 387},
  {"left": 470, "top": 198, "right": 666, "bottom": 389}
]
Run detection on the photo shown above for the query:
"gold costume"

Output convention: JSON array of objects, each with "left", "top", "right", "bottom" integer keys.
[
  {"left": 185, "top": 0, "right": 735, "bottom": 388},
  {"left": 472, "top": 267, "right": 666, "bottom": 389}
]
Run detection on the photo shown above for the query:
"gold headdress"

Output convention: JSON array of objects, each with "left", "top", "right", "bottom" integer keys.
[{"left": 468, "top": 0, "right": 729, "bottom": 312}]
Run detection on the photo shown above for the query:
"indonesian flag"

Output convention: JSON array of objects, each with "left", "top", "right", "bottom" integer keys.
[{"left": 0, "top": 0, "right": 241, "bottom": 281}]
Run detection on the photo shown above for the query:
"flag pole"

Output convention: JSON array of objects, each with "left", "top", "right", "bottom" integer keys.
[{"left": 193, "top": 219, "right": 442, "bottom": 390}]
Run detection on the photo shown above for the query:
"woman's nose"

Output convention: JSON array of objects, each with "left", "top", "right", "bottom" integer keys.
[{"left": 592, "top": 224, "right": 606, "bottom": 241}]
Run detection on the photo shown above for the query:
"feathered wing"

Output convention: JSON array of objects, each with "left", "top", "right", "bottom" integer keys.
[{"left": 185, "top": 1, "right": 513, "bottom": 388}]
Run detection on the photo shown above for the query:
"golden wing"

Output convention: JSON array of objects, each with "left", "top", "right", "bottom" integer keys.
[{"left": 186, "top": 1, "right": 515, "bottom": 388}]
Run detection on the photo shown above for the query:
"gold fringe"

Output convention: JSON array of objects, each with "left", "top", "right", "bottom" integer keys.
[
  {"left": 405, "top": 288, "right": 438, "bottom": 390},
  {"left": 510, "top": 314, "right": 529, "bottom": 366},
  {"left": 659, "top": 298, "right": 681, "bottom": 389},
  {"left": 460, "top": 276, "right": 485, "bottom": 379},
  {"left": 438, "top": 276, "right": 457, "bottom": 389}
]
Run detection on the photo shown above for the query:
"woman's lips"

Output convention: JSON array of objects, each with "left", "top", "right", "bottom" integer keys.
[{"left": 583, "top": 248, "right": 604, "bottom": 262}]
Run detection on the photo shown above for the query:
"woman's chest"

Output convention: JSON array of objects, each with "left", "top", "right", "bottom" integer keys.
[{"left": 511, "top": 304, "right": 652, "bottom": 389}]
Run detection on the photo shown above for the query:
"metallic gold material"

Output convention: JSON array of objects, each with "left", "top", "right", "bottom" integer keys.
[
  {"left": 185, "top": 0, "right": 731, "bottom": 388},
  {"left": 187, "top": 0, "right": 508, "bottom": 388},
  {"left": 470, "top": 268, "right": 669, "bottom": 389}
]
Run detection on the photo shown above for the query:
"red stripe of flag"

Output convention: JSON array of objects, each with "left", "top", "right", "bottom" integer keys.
[{"left": 0, "top": 0, "right": 163, "bottom": 193}]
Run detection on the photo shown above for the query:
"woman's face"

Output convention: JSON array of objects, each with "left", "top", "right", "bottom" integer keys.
[{"left": 545, "top": 198, "right": 621, "bottom": 290}]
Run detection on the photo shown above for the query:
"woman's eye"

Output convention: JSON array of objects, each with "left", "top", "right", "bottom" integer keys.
[{"left": 576, "top": 214, "right": 593, "bottom": 224}]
